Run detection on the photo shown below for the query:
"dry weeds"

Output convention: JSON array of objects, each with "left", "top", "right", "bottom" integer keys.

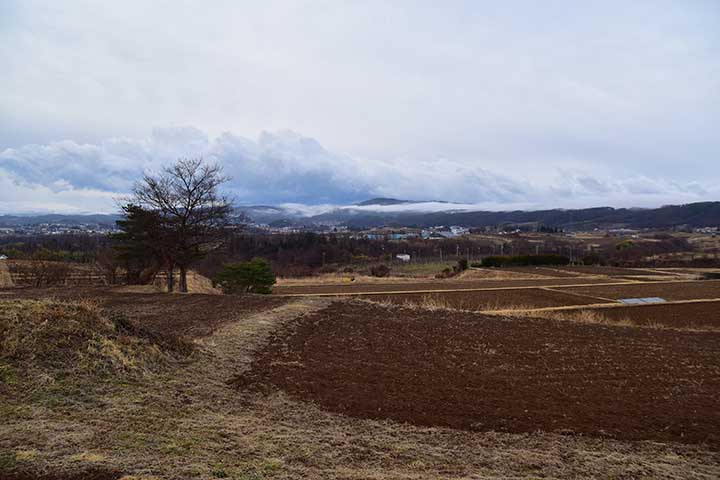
[
  {"left": 2, "top": 297, "right": 719, "bottom": 478},
  {"left": 0, "top": 260, "right": 14, "bottom": 288}
]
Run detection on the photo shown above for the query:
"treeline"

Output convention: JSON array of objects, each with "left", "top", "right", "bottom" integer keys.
[
  {"left": 198, "top": 233, "right": 510, "bottom": 278},
  {"left": 0, "top": 235, "right": 108, "bottom": 263},
  {"left": 2, "top": 225, "right": 713, "bottom": 281}
]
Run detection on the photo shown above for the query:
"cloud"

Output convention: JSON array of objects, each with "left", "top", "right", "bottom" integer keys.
[
  {"left": 0, "top": 2, "right": 717, "bottom": 214},
  {"left": 0, "top": 170, "right": 117, "bottom": 214},
  {"left": 1, "top": 126, "right": 718, "bottom": 214}
]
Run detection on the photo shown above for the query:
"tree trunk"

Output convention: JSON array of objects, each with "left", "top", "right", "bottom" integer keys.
[
  {"left": 166, "top": 266, "right": 174, "bottom": 293},
  {"left": 179, "top": 267, "right": 188, "bottom": 293}
]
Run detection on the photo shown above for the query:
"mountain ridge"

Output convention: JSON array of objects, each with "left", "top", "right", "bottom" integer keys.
[{"left": 2, "top": 201, "right": 719, "bottom": 230}]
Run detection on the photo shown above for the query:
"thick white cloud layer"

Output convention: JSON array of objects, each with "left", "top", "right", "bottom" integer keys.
[
  {"left": 1, "top": 127, "right": 717, "bottom": 214},
  {"left": 1, "top": 1, "right": 718, "bottom": 212}
]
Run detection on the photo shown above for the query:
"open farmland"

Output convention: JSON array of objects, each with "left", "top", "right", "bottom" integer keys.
[
  {"left": 2, "top": 286, "right": 290, "bottom": 338},
  {"left": 3, "top": 268, "right": 720, "bottom": 478},
  {"left": 549, "top": 265, "right": 676, "bottom": 276},
  {"left": 238, "top": 301, "right": 720, "bottom": 447},
  {"left": 549, "top": 301, "right": 720, "bottom": 330},
  {"left": 272, "top": 275, "right": 638, "bottom": 295},
  {"left": 373, "top": 288, "right": 604, "bottom": 310},
  {"left": 560, "top": 280, "right": 720, "bottom": 303}
]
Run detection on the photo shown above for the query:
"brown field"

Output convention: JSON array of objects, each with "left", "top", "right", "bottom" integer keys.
[
  {"left": 550, "top": 301, "right": 720, "bottom": 330},
  {"left": 4, "top": 269, "right": 720, "bottom": 478},
  {"left": 272, "top": 276, "right": 637, "bottom": 295},
  {"left": 373, "top": 288, "right": 603, "bottom": 310},
  {"left": 2, "top": 286, "right": 289, "bottom": 339},
  {"left": 238, "top": 301, "right": 720, "bottom": 447},
  {"left": 561, "top": 280, "right": 720, "bottom": 302},
  {"left": 498, "top": 266, "right": 589, "bottom": 277},
  {"left": 551, "top": 265, "right": 674, "bottom": 276},
  {"left": 4, "top": 260, "right": 109, "bottom": 287}
]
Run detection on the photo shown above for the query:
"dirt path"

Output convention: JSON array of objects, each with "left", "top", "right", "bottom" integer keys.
[
  {"left": 197, "top": 297, "right": 333, "bottom": 377},
  {"left": 0, "top": 261, "right": 14, "bottom": 288}
]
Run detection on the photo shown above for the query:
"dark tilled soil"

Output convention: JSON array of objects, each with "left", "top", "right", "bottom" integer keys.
[
  {"left": 239, "top": 301, "right": 720, "bottom": 448},
  {"left": 573, "top": 301, "right": 720, "bottom": 329},
  {"left": 561, "top": 280, "right": 720, "bottom": 303},
  {"left": 273, "top": 277, "right": 631, "bottom": 295},
  {"left": 374, "top": 288, "right": 602, "bottom": 310},
  {"left": 553, "top": 266, "right": 672, "bottom": 276},
  {"left": 0, "top": 468, "right": 122, "bottom": 480},
  {"left": 2, "top": 287, "right": 288, "bottom": 338},
  {"left": 502, "top": 266, "right": 586, "bottom": 277},
  {"left": 99, "top": 292, "right": 288, "bottom": 338}
]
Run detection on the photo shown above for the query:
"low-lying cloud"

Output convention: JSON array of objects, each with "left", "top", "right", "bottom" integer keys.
[{"left": 0, "top": 126, "right": 717, "bottom": 214}]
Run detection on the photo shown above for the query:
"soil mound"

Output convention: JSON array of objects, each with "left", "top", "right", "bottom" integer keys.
[{"left": 0, "top": 299, "right": 190, "bottom": 386}]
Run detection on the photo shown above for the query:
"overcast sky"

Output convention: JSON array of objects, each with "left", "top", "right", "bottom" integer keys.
[{"left": 1, "top": 0, "right": 719, "bottom": 213}]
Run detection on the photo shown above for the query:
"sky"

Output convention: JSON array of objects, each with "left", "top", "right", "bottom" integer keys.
[{"left": 1, "top": 0, "right": 719, "bottom": 214}]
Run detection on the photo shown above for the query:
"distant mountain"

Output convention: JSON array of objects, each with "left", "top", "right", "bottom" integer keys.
[
  {"left": 355, "top": 197, "right": 454, "bottom": 207},
  {"left": 3, "top": 201, "right": 719, "bottom": 231},
  {"left": 243, "top": 201, "right": 720, "bottom": 230},
  {"left": 355, "top": 198, "right": 412, "bottom": 206}
]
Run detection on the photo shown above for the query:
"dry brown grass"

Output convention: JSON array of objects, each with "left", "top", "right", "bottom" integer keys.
[
  {"left": 276, "top": 273, "right": 432, "bottom": 286},
  {"left": 2, "top": 297, "right": 719, "bottom": 478},
  {"left": 0, "top": 299, "right": 191, "bottom": 393},
  {"left": 363, "top": 295, "right": 474, "bottom": 312},
  {"left": 366, "top": 295, "right": 558, "bottom": 314},
  {"left": 0, "top": 261, "right": 14, "bottom": 288},
  {"left": 458, "top": 267, "right": 553, "bottom": 280},
  {"left": 493, "top": 306, "right": 634, "bottom": 326}
]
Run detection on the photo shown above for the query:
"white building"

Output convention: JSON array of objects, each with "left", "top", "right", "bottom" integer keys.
[{"left": 395, "top": 253, "right": 411, "bottom": 262}]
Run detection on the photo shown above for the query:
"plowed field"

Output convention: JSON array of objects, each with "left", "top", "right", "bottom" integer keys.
[
  {"left": 2, "top": 287, "right": 288, "bottom": 338},
  {"left": 238, "top": 301, "right": 720, "bottom": 448},
  {"left": 561, "top": 280, "right": 720, "bottom": 302},
  {"left": 273, "top": 277, "right": 635, "bottom": 295},
  {"left": 374, "top": 288, "right": 602, "bottom": 310},
  {"left": 565, "top": 301, "right": 720, "bottom": 330}
]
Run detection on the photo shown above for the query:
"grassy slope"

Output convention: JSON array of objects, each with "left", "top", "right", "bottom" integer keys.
[{"left": 1, "top": 298, "right": 719, "bottom": 479}]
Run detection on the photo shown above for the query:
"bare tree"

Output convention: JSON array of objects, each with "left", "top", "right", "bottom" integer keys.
[
  {"left": 131, "top": 158, "right": 233, "bottom": 292},
  {"left": 95, "top": 247, "right": 120, "bottom": 285},
  {"left": 26, "top": 260, "right": 71, "bottom": 287}
]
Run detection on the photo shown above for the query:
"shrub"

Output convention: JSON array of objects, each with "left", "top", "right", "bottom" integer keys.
[
  {"left": 369, "top": 264, "right": 391, "bottom": 277},
  {"left": 456, "top": 258, "right": 469, "bottom": 271},
  {"left": 214, "top": 258, "right": 276, "bottom": 294},
  {"left": 435, "top": 267, "right": 455, "bottom": 279},
  {"left": 581, "top": 254, "right": 604, "bottom": 266}
]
